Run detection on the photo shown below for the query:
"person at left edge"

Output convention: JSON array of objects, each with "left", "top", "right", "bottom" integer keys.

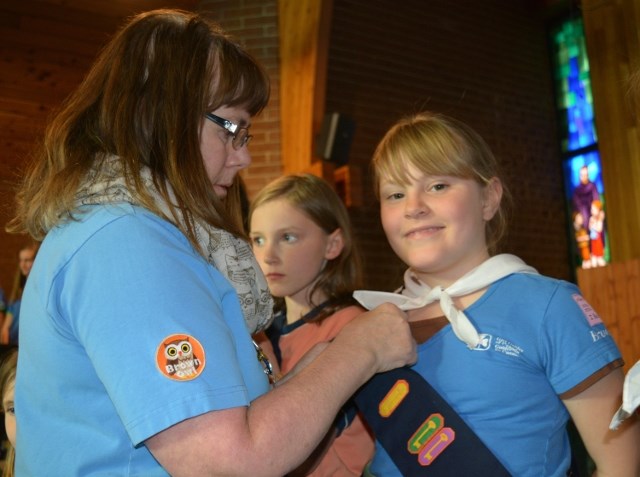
[
  {"left": 7, "top": 9, "right": 417, "bottom": 476},
  {"left": 0, "top": 241, "right": 39, "bottom": 345},
  {"left": 0, "top": 347, "right": 17, "bottom": 477}
]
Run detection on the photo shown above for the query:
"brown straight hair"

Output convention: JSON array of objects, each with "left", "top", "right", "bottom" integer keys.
[
  {"left": 249, "top": 174, "right": 363, "bottom": 322},
  {"left": 8, "top": 9, "right": 270, "bottom": 248}
]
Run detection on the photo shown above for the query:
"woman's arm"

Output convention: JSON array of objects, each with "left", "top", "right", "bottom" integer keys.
[
  {"left": 146, "top": 303, "right": 415, "bottom": 477},
  {"left": 564, "top": 368, "right": 640, "bottom": 477}
]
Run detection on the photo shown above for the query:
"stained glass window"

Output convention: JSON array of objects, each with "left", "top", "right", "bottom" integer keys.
[{"left": 550, "top": 16, "right": 609, "bottom": 269}]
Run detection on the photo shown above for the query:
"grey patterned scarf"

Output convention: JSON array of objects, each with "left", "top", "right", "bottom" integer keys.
[{"left": 76, "top": 155, "right": 274, "bottom": 334}]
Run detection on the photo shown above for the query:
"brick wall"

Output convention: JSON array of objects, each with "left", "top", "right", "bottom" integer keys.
[{"left": 323, "top": 0, "right": 571, "bottom": 290}]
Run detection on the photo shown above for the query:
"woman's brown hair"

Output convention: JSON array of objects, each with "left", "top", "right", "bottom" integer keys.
[{"left": 7, "top": 9, "right": 270, "bottom": 247}]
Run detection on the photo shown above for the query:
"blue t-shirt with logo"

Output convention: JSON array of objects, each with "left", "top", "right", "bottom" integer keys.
[{"left": 367, "top": 273, "right": 620, "bottom": 477}]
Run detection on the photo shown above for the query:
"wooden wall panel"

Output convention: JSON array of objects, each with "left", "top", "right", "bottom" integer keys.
[
  {"left": 577, "top": 260, "right": 640, "bottom": 373},
  {"left": 582, "top": 0, "right": 640, "bottom": 263}
]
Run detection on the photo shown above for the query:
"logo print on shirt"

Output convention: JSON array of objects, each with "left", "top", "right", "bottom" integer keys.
[
  {"left": 572, "top": 294, "right": 603, "bottom": 327},
  {"left": 156, "top": 334, "right": 206, "bottom": 381},
  {"left": 471, "top": 334, "right": 523, "bottom": 357},
  {"left": 472, "top": 334, "right": 492, "bottom": 351}
]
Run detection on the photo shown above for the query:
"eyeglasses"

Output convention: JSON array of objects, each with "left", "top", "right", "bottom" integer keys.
[{"left": 205, "top": 112, "right": 252, "bottom": 150}]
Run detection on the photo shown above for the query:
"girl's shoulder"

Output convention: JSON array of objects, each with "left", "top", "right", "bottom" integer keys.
[
  {"left": 327, "top": 303, "right": 365, "bottom": 322},
  {"left": 501, "top": 272, "right": 580, "bottom": 297},
  {"left": 312, "top": 304, "right": 365, "bottom": 334}
]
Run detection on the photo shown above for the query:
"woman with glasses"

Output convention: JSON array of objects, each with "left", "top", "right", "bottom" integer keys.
[{"left": 7, "top": 9, "right": 416, "bottom": 476}]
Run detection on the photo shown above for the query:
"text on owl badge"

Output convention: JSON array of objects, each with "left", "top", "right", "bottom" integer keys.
[{"left": 156, "top": 334, "right": 206, "bottom": 381}]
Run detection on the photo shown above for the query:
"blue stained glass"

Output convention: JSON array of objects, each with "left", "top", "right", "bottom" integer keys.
[{"left": 551, "top": 18, "right": 598, "bottom": 152}]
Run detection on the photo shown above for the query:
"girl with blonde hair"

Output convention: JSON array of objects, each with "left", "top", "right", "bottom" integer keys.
[{"left": 354, "top": 111, "right": 639, "bottom": 476}]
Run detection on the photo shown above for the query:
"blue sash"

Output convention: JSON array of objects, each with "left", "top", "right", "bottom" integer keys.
[{"left": 354, "top": 367, "right": 512, "bottom": 476}]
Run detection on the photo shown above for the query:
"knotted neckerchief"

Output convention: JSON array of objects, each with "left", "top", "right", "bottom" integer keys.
[
  {"left": 354, "top": 254, "right": 537, "bottom": 348},
  {"left": 75, "top": 155, "right": 274, "bottom": 334}
]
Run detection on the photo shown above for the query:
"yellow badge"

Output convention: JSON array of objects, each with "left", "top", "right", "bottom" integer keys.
[{"left": 379, "top": 379, "right": 409, "bottom": 417}]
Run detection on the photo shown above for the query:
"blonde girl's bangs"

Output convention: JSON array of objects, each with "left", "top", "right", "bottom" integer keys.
[
  {"left": 372, "top": 111, "right": 509, "bottom": 253},
  {"left": 373, "top": 116, "right": 478, "bottom": 194}
]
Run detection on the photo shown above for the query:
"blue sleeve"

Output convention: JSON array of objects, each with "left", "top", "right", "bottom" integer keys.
[
  {"left": 539, "top": 281, "right": 621, "bottom": 395},
  {"left": 54, "top": 209, "right": 266, "bottom": 444}
]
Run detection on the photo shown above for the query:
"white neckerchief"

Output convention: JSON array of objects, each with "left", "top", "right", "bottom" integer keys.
[{"left": 354, "top": 254, "right": 538, "bottom": 348}]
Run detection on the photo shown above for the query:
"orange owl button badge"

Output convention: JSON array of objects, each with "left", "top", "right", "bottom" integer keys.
[{"left": 156, "top": 334, "right": 206, "bottom": 381}]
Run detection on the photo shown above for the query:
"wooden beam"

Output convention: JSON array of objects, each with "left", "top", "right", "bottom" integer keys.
[{"left": 278, "top": 0, "right": 333, "bottom": 176}]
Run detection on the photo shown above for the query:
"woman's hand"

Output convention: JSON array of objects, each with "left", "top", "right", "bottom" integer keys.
[{"left": 333, "top": 302, "right": 417, "bottom": 374}]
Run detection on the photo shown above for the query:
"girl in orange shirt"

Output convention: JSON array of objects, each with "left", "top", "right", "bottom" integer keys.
[{"left": 250, "top": 174, "right": 374, "bottom": 476}]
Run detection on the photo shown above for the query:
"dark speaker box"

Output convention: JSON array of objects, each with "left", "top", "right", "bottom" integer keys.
[{"left": 315, "top": 112, "right": 356, "bottom": 165}]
